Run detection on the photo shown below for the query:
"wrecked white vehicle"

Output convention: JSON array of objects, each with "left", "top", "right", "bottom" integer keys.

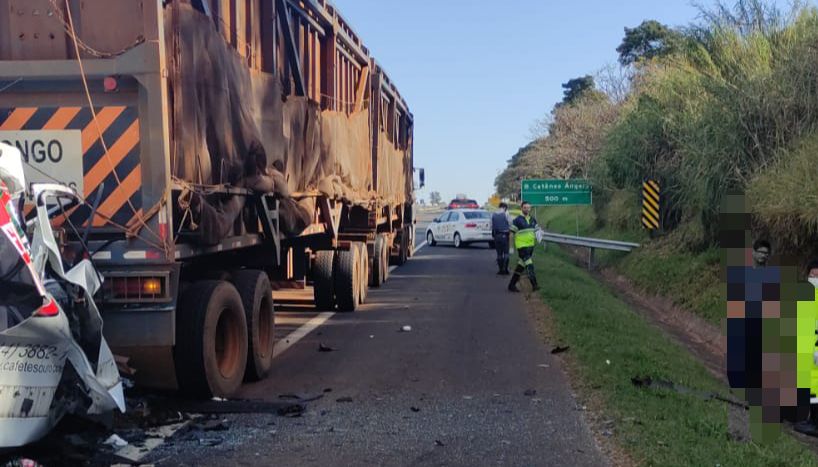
[{"left": 0, "top": 143, "right": 124, "bottom": 447}]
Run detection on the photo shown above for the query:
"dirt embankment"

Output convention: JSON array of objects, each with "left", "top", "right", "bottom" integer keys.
[{"left": 564, "top": 246, "right": 726, "bottom": 382}]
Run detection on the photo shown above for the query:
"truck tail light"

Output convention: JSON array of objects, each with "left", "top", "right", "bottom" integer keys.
[
  {"left": 103, "top": 276, "right": 168, "bottom": 301},
  {"left": 104, "top": 76, "right": 119, "bottom": 93},
  {"left": 35, "top": 298, "right": 60, "bottom": 317}
]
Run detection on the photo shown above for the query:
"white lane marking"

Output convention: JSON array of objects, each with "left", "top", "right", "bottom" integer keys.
[
  {"left": 273, "top": 312, "right": 335, "bottom": 358},
  {"left": 274, "top": 241, "right": 428, "bottom": 359}
]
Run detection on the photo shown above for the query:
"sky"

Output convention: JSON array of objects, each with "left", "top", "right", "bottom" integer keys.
[{"left": 332, "top": 0, "right": 793, "bottom": 205}]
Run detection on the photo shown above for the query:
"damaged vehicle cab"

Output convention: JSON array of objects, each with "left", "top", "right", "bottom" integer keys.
[
  {"left": 0, "top": 0, "right": 416, "bottom": 399},
  {"left": 0, "top": 143, "right": 123, "bottom": 447}
]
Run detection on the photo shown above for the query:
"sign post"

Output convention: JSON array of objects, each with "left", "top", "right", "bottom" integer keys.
[
  {"left": 641, "top": 179, "right": 661, "bottom": 234},
  {"left": 521, "top": 179, "right": 592, "bottom": 237}
]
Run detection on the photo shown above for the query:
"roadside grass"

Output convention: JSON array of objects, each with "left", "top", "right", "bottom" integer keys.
[
  {"left": 535, "top": 206, "right": 723, "bottom": 325},
  {"left": 531, "top": 245, "right": 817, "bottom": 466}
]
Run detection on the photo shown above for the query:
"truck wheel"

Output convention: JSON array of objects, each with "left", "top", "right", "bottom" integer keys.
[
  {"left": 393, "top": 229, "right": 409, "bottom": 266},
  {"left": 174, "top": 281, "right": 248, "bottom": 398},
  {"left": 381, "top": 235, "right": 391, "bottom": 283},
  {"left": 403, "top": 227, "right": 412, "bottom": 262},
  {"left": 313, "top": 251, "right": 336, "bottom": 311},
  {"left": 371, "top": 235, "right": 387, "bottom": 287},
  {"left": 334, "top": 249, "right": 360, "bottom": 312},
  {"left": 232, "top": 270, "right": 275, "bottom": 382},
  {"left": 355, "top": 243, "right": 369, "bottom": 303},
  {"left": 407, "top": 228, "right": 416, "bottom": 258}
]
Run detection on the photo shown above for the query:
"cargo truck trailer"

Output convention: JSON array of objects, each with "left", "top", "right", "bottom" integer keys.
[{"left": 0, "top": 0, "right": 417, "bottom": 397}]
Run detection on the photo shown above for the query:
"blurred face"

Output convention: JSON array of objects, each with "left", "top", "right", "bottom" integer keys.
[
  {"left": 522, "top": 204, "right": 531, "bottom": 215},
  {"left": 809, "top": 268, "right": 818, "bottom": 287},
  {"left": 752, "top": 245, "right": 770, "bottom": 267}
]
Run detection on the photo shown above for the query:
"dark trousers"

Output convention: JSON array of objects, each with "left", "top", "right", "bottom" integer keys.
[
  {"left": 509, "top": 246, "right": 538, "bottom": 289},
  {"left": 494, "top": 232, "right": 510, "bottom": 272}
]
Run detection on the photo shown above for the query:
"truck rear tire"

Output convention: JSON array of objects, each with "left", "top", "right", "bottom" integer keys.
[
  {"left": 399, "top": 227, "right": 410, "bottom": 264},
  {"left": 355, "top": 243, "right": 369, "bottom": 304},
  {"left": 334, "top": 249, "right": 360, "bottom": 312},
  {"left": 313, "top": 250, "right": 336, "bottom": 311},
  {"left": 407, "top": 227, "right": 416, "bottom": 258},
  {"left": 392, "top": 229, "right": 408, "bottom": 266},
  {"left": 232, "top": 270, "right": 275, "bottom": 382},
  {"left": 371, "top": 235, "right": 387, "bottom": 287},
  {"left": 174, "top": 281, "right": 248, "bottom": 398}
]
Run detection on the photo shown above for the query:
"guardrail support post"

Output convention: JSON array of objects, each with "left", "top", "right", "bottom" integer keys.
[{"left": 588, "top": 248, "right": 595, "bottom": 271}]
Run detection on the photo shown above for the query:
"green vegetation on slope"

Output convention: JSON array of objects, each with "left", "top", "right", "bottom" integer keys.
[
  {"left": 536, "top": 206, "right": 724, "bottom": 325},
  {"left": 532, "top": 242, "right": 816, "bottom": 466},
  {"left": 497, "top": 1, "right": 818, "bottom": 261}
]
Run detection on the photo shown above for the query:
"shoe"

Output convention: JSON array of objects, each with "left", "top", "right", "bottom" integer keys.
[
  {"left": 497, "top": 270, "right": 504, "bottom": 275},
  {"left": 794, "top": 420, "right": 818, "bottom": 437},
  {"left": 508, "top": 284, "right": 520, "bottom": 292},
  {"left": 532, "top": 285, "right": 541, "bottom": 292}
]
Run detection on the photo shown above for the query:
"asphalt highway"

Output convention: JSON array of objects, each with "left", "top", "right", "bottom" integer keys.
[{"left": 163, "top": 210, "right": 605, "bottom": 466}]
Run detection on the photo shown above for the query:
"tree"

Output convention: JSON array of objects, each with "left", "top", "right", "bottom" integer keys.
[
  {"left": 560, "top": 76, "right": 597, "bottom": 107},
  {"left": 616, "top": 20, "right": 681, "bottom": 66},
  {"left": 429, "top": 191, "right": 442, "bottom": 206}
]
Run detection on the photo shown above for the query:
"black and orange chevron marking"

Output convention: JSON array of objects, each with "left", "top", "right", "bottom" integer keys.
[
  {"left": 642, "top": 180, "right": 660, "bottom": 230},
  {"left": 0, "top": 106, "right": 142, "bottom": 229}
]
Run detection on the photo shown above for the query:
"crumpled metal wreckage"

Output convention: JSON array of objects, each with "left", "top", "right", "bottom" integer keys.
[{"left": 0, "top": 143, "right": 124, "bottom": 447}]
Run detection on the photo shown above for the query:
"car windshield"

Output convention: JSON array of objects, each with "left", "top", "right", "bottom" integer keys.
[{"left": 463, "top": 212, "right": 491, "bottom": 219}]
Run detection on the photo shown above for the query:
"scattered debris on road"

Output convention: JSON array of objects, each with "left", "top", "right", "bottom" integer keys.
[
  {"left": 410, "top": 406, "right": 421, "bottom": 413},
  {"left": 192, "top": 418, "right": 230, "bottom": 432},
  {"left": 319, "top": 343, "right": 337, "bottom": 352},
  {"left": 401, "top": 325, "right": 413, "bottom": 332},
  {"left": 551, "top": 346, "right": 570, "bottom": 354},
  {"left": 336, "top": 397, "right": 354, "bottom": 403},
  {"left": 277, "top": 404, "right": 306, "bottom": 418},
  {"left": 198, "top": 437, "right": 224, "bottom": 447},
  {"left": 103, "top": 434, "right": 129, "bottom": 449},
  {"left": 524, "top": 389, "right": 538, "bottom": 397},
  {"left": 435, "top": 440, "right": 446, "bottom": 447},
  {"left": 154, "top": 398, "right": 313, "bottom": 415}
]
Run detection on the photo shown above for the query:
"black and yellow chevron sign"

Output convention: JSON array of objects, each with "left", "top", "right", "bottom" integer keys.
[{"left": 642, "top": 180, "right": 661, "bottom": 230}]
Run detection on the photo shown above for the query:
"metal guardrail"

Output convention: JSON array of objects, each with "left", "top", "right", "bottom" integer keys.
[{"left": 538, "top": 232, "right": 640, "bottom": 270}]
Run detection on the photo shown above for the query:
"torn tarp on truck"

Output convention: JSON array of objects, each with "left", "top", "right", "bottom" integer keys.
[
  {"left": 0, "top": 143, "right": 124, "bottom": 448},
  {"left": 167, "top": 5, "right": 412, "bottom": 244}
]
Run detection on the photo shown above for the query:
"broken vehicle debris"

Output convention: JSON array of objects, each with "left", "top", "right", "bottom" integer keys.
[{"left": 0, "top": 144, "right": 124, "bottom": 447}]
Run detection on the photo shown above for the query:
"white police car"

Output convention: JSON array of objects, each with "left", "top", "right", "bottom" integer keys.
[{"left": 426, "top": 209, "right": 494, "bottom": 248}]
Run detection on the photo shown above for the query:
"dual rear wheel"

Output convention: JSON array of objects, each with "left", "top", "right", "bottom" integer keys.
[
  {"left": 174, "top": 270, "right": 276, "bottom": 398},
  {"left": 313, "top": 241, "right": 378, "bottom": 312}
]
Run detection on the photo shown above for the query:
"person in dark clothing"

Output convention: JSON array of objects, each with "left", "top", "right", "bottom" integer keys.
[
  {"left": 491, "top": 203, "right": 512, "bottom": 275},
  {"left": 727, "top": 239, "right": 773, "bottom": 401},
  {"left": 508, "top": 202, "right": 540, "bottom": 292}
]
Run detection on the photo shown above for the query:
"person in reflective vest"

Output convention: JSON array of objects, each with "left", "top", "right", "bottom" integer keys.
[
  {"left": 508, "top": 202, "right": 540, "bottom": 292},
  {"left": 793, "top": 260, "right": 818, "bottom": 435}
]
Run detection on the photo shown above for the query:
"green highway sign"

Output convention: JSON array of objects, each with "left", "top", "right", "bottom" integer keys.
[{"left": 521, "top": 179, "right": 592, "bottom": 206}]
